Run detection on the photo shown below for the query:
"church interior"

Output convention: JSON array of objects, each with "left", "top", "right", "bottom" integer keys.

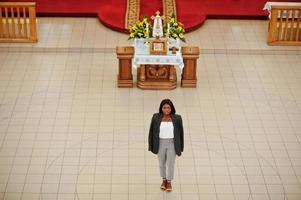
[{"left": 0, "top": 1, "right": 301, "bottom": 200}]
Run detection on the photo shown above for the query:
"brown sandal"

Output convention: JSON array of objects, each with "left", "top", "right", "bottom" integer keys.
[
  {"left": 160, "top": 179, "right": 167, "bottom": 190},
  {"left": 165, "top": 180, "right": 172, "bottom": 192}
]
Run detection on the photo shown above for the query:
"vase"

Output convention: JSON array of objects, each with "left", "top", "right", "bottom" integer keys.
[
  {"left": 133, "top": 38, "right": 149, "bottom": 54},
  {"left": 168, "top": 37, "right": 181, "bottom": 51}
]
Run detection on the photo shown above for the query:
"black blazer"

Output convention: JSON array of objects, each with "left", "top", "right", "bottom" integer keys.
[{"left": 148, "top": 113, "right": 184, "bottom": 156}]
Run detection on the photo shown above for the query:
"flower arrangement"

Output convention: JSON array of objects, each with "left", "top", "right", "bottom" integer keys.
[
  {"left": 128, "top": 16, "right": 152, "bottom": 40},
  {"left": 164, "top": 14, "right": 186, "bottom": 42},
  {"left": 128, "top": 13, "right": 186, "bottom": 44}
]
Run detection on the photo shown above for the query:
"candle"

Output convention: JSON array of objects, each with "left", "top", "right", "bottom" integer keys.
[
  {"left": 146, "top": 23, "right": 149, "bottom": 38},
  {"left": 167, "top": 23, "right": 170, "bottom": 37}
]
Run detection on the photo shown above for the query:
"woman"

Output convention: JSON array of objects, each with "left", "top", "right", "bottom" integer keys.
[{"left": 148, "top": 99, "right": 184, "bottom": 192}]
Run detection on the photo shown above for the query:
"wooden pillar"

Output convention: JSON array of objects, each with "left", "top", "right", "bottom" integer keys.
[
  {"left": 116, "top": 46, "right": 134, "bottom": 88},
  {"left": 28, "top": 3, "right": 38, "bottom": 42},
  {"left": 267, "top": 7, "right": 278, "bottom": 45},
  {"left": 181, "top": 46, "right": 200, "bottom": 88}
]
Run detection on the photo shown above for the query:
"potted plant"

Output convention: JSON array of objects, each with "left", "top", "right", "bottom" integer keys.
[
  {"left": 164, "top": 14, "right": 186, "bottom": 49},
  {"left": 129, "top": 16, "right": 152, "bottom": 40},
  {"left": 128, "top": 16, "right": 152, "bottom": 54}
]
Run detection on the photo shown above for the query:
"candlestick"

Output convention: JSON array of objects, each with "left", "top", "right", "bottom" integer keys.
[
  {"left": 146, "top": 23, "right": 149, "bottom": 38},
  {"left": 167, "top": 23, "right": 170, "bottom": 37}
]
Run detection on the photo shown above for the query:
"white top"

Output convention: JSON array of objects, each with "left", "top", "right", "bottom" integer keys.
[{"left": 159, "top": 122, "right": 174, "bottom": 139}]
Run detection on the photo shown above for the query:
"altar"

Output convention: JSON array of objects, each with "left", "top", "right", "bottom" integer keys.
[
  {"left": 116, "top": 45, "right": 199, "bottom": 89},
  {"left": 116, "top": 11, "right": 200, "bottom": 90},
  {"left": 131, "top": 38, "right": 182, "bottom": 89}
]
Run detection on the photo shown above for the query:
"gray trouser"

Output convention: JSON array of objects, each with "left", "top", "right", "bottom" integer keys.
[{"left": 157, "top": 138, "right": 176, "bottom": 180}]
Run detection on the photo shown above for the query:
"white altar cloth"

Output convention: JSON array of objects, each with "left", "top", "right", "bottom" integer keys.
[{"left": 132, "top": 39, "right": 184, "bottom": 70}]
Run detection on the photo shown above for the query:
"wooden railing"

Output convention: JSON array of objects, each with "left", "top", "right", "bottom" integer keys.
[
  {"left": 0, "top": 2, "right": 37, "bottom": 43},
  {"left": 268, "top": 6, "right": 301, "bottom": 45}
]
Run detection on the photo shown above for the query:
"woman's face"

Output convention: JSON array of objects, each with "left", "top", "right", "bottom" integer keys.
[{"left": 162, "top": 104, "right": 171, "bottom": 115}]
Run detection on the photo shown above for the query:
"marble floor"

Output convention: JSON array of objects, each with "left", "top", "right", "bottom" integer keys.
[{"left": 0, "top": 18, "right": 301, "bottom": 200}]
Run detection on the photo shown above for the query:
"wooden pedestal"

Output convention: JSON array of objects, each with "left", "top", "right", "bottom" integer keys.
[
  {"left": 137, "top": 65, "right": 177, "bottom": 90},
  {"left": 116, "top": 46, "right": 134, "bottom": 87},
  {"left": 181, "top": 47, "right": 200, "bottom": 88}
]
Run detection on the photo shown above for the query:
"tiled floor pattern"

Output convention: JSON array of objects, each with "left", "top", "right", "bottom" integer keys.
[{"left": 0, "top": 18, "right": 301, "bottom": 200}]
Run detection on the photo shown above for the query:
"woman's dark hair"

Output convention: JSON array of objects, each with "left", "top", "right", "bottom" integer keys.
[{"left": 159, "top": 99, "right": 176, "bottom": 114}]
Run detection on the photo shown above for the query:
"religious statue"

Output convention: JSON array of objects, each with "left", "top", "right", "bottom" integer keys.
[{"left": 151, "top": 11, "right": 165, "bottom": 38}]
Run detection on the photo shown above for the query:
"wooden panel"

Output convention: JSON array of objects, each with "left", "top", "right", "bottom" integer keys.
[
  {"left": 0, "top": 8, "right": 3, "bottom": 37},
  {"left": 0, "top": 2, "right": 37, "bottom": 43},
  {"left": 182, "top": 46, "right": 200, "bottom": 56},
  {"left": 17, "top": 7, "right": 22, "bottom": 38},
  {"left": 181, "top": 46, "right": 200, "bottom": 88},
  {"left": 268, "top": 5, "right": 301, "bottom": 45},
  {"left": 137, "top": 65, "right": 177, "bottom": 90},
  {"left": 119, "top": 60, "right": 133, "bottom": 79},
  {"left": 116, "top": 46, "right": 134, "bottom": 88},
  {"left": 296, "top": 11, "right": 301, "bottom": 41},
  {"left": 5, "top": 7, "right": 9, "bottom": 38},
  {"left": 28, "top": 6, "right": 37, "bottom": 42},
  {"left": 23, "top": 7, "right": 28, "bottom": 39},
  {"left": 11, "top": 7, "right": 15, "bottom": 38},
  {"left": 289, "top": 11, "right": 295, "bottom": 41}
]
